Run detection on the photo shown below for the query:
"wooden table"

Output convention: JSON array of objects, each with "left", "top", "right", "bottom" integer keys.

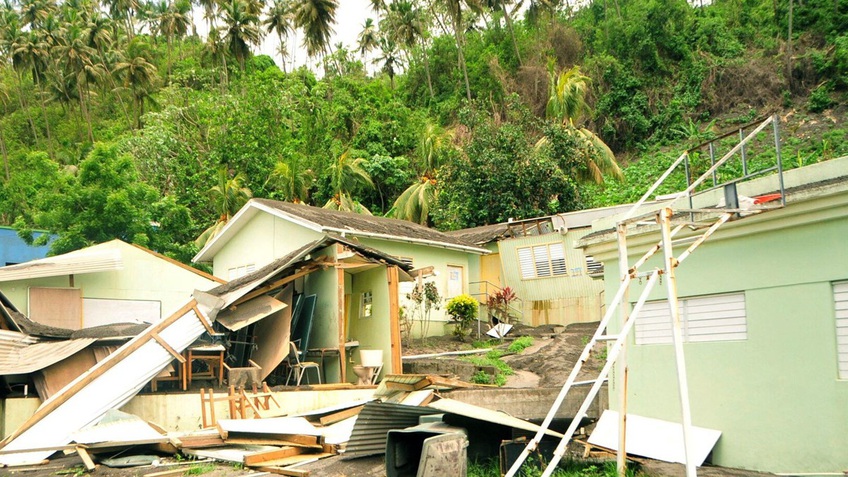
[
  {"left": 307, "top": 341, "right": 359, "bottom": 383},
  {"left": 183, "top": 344, "right": 226, "bottom": 390}
]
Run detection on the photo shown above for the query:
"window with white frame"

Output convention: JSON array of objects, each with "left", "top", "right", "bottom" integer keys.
[
  {"left": 517, "top": 243, "right": 567, "bottom": 279},
  {"left": 635, "top": 292, "right": 747, "bottom": 345},
  {"left": 361, "top": 291, "right": 373, "bottom": 318},
  {"left": 228, "top": 264, "right": 256, "bottom": 280},
  {"left": 833, "top": 282, "right": 848, "bottom": 379}
]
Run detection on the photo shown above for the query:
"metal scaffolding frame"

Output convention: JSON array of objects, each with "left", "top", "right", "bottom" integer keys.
[{"left": 505, "top": 115, "right": 786, "bottom": 477}]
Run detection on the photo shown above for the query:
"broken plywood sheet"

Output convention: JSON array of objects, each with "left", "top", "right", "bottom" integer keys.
[
  {"left": 217, "top": 417, "right": 321, "bottom": 438},
  {"left": 0, "top": 293, "right": 223, "bottom": 466},
  {"left": 216, "top": 295, "right": 287, "bottom": 332},
  {"left": 250, "top": 285, "right": 293, "bottom": 380},
  {"left": 587, "top": 410, "right": 721, "bottom": 466},
  {"left": 184, "top": 445, "right": 279, "bottom": 464}
]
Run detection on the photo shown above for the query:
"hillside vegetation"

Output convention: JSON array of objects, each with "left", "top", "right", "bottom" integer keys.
[{"left": 0, "top": 0, "right": 846, "bottom": 262}]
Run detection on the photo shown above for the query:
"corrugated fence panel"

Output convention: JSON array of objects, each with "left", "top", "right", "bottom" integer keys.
[{"left": 343, "top": 401, "right": 441, "bottom": 459}]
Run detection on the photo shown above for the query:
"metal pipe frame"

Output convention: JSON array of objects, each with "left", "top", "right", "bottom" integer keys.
[
  {"left": 540, "top": 270, "right": 662, "bottom": 477},
  {"left": 622, "top": 152, "right": 689, "bottom": 220}
]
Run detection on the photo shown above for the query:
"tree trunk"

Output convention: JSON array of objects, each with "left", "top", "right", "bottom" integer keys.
[
  {"left": 98, "top": 49, "right": 133, "bottom": 130},
  {"left": 502, "top": 5, "right": 522, "bottom": 66},
  {"left": 78, "top": 80, "right": 94, "bottom": 142},
  {"left": 787, "top": 0, "right": 794, "bottom": 91},
  {"left": 167, "top": 36, "right": 173, "bottom": 82},
  {"left": 278, "top": 32, "right": 287, "bottom": 73},
  {"left": 35, "top": 77, "right": 56, "bottom": 160},
  {"left": 419, "top": 37, "right": 434, "bottom": 99},
  {"left": 15, "top": 73, "right": 39, "bottom": 142},
  {"left": 0, "top": 103, "right": 9, "bottom": 181},
  {"left": 452, "top": 12, "right": 472, "bottom": 101}
]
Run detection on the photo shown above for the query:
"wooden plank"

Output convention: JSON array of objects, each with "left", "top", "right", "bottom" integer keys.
[
  {"left": 151, "top": 332, "right": 186, "bottom": 363},
  {"left": 144, "top": 468, "right": 191, "bottom": 477},
  {"left": 233, "top": 265, "right": 321, "bottom": 307},
  {"left": 225, "top": 435, "right": 320, "bottom": 447},
  {"left": 75, "top": 446, "right": 96, "bottom": 471},
  {"left": 0, "top": 300, "right": 199, "bottom": 449},
  {"left": 387, "top": 266, "right": 401, "bottom": 374},
  {"left": 244, "top": 447, "right": 307, "bottom": 466},
  {"left": 254, "top": 466, "right": 310, "bottom": 477},
  {"left": 255, "top": 452, "right": 332, "bottom": 468},
  {"left": 318, "top": 405, "right": 364, "bottom": 426}
]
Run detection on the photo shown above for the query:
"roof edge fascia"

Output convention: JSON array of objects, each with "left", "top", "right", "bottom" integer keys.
[
  {"left": 322, "top": 226, "right": 489, "bottom": 255},
  {"left": 192, "top": 201, "right": 261, "bottom": 263}
]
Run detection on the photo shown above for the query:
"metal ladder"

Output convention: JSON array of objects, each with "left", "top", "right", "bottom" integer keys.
[{"left": 505, "top": 115, "right": 786, "bottom": 477}]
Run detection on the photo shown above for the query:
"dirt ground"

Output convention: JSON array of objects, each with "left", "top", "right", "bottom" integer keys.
[{"left": 4, "top": 322, "right": 777, "bottom": 477}]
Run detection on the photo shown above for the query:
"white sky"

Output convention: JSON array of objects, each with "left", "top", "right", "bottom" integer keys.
[{"left": 193, "top": 0, "right": 376, "bottom": 73}]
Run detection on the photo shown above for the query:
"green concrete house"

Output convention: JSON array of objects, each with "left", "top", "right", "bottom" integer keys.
[
  {"left": 578, "top": 156, "right": 848, "bottom": 474},
  {"left": 193, "top": 199, "right": 487, "bottom": 338},
  {"left": 0, "top": 239, "right": 224, "bottom": 330},
  {"left": 450, "top": 204, "right": 636, "bottom": 327}
]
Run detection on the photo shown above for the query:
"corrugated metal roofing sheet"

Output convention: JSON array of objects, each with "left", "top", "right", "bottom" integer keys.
[
  {"left": 343, "top": 401, "right": 441, "bottom": 459},
  {"left": 0, "top": 334, "right": 96, "bottom": 375},
  {"left": 0, "top": 248, "right": 123, "bottom": 282}
]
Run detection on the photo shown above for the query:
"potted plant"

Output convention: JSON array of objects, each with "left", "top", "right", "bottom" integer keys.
[{"left": 446, "top": 294, "right": 479, "bottom": 342}]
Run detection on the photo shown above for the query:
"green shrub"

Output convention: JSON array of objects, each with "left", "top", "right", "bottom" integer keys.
[
  {"left": 807, "top": 86, "right": 834, "bottom": 113},
  {"left": 508, "top": 336, "right": 534, "bottom": 353},
  {"left": 446, "top": 294, "right": 479, "bottom": 341}
]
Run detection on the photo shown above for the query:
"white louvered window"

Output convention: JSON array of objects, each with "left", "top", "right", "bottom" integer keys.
[
  {"left": 635, "top": 293, "right": 747, "bottom": 345},
  {"left": 834, "top": 282, "right": 848, "bottom": 379},
  {"left": 586, "top": 255, "right": 604, "bottom": 276},
  {"left": 517, "top": 243, "right": 568, "bottom": 279}
]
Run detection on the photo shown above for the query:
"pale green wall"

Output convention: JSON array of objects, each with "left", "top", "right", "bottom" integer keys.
[
  {"left": 357, "top": 237, "right": 478, "bottom": 337},
  {"left": 497, "top": 229, "right": 605, "bottom": 326},
  {"left": 212, "top": 213, "right": 323, "bottom": 278},
  {"left": 0, "top": 242, "right": 219, "bottom": 318},
  {"left": 302, "top": 247, "right": 340, "bottom": 381},
  {"left": 349, "top": 266, "right": 392, "bottom": 382},
  {"left": 596, "top": 200, "right": 848, "bottom": 473}
]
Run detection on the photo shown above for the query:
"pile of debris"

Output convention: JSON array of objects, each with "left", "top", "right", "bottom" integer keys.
[{"left": 0, "top": 373, "right": 566, "bottom": 477}]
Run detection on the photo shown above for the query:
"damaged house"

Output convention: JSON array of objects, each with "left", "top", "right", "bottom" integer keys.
[{"left": 193, "top": 199, "right": 487, "bottom": 338}]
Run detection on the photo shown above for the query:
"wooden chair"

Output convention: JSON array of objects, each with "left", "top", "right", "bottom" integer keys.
[{"left": 286, "top": 342, "right": 321, "bottom": 386}]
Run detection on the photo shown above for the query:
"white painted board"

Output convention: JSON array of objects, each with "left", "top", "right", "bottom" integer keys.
[
  {"left": 83, "top": 298, "right": 161, "bottom": 326},
  {"left": 587, "top": 410, "right": 721, "bottom": 466},
  {"left": 217, "top": 417, "right": 321, "bottom": 436}
]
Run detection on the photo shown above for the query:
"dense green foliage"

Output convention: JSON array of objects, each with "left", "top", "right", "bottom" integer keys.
[{"left": 0, "top": 0, "right": 845, "bottom": 260}]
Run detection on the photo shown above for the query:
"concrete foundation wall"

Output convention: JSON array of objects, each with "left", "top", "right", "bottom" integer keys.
[{"left": 2, "top": 388, "right": 376, "bottom": 437}]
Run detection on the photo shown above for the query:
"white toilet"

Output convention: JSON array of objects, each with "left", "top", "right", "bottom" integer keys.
[{"left": 353, "top": 349, "right": 383, "bottom": 385}]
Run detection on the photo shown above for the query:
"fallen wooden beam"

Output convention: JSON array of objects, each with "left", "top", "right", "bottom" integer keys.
[
  {"left": 244, "top": 447, "right": 308, "bottom": 467},
  {"left": 318, "top": 405, "right": 364, "bottom": 426},
  {"left": 253, "top": 465, "right": 310, "bottom": 476}
]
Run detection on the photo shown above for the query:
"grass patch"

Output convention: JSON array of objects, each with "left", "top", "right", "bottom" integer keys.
[
  {"left": 184, "top": 463, "right": 217, "bottom": 475},
  {"left": 508, "top": 336, "right": 534, "bottom": 353},
  {"left": 468, "top": 458, "right": 639, "bottom": 477}
]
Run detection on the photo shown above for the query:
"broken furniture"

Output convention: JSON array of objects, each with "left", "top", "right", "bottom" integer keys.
[
  {"left": 306, "top": 340, "right": 360, "bottom": 384},
  {"left": 224, "top": 359, "right": 262, "bottom": 389},
  {"left": 286, "top": 342, "right": 321, "bottom": 386},
  {"left": 184, "top": 343, "right": 226, "bottom": 389}
]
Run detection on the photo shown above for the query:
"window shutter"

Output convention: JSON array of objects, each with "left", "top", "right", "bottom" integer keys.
[
  {"left": 517, "top": 247, "right": 534, "bottom": 279},
  {"left": 586, "top": 255, "right": 604, "bottom": 276},
  {"left": 834, "top": 282, "right": 848, "bottom": 379},
  {"left": 635, "top": 301, "right": 674, "bottom": 345},
  {"left": 550, "top": 243, "right": 567, "bottom": 276},
  {"left": 685, "top": 293, "right": 747, "bottom": 342},
  {"left": 532, "top": 245, "right": 551, "bottom": 277}
]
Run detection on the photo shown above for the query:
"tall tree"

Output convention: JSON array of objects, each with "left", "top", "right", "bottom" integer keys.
[
  {"left": 58, "top": 23, "right": 102, "bottom": 142},
  {"left": 543, "top": 64, "right": 622, "bottom": 184},
  {"left": 12, "top": 29, "right": 55, "bottom": 157},
  {"left": 195, "top": 167, "right": 252, "bottom": 247},
  {"left": 293, "top": 0, "right": 338, "bottom": 61},
  {"left": 264, "top": 0, "right": 293, "bottom": 71},
  {"left": 158, "top": 0, "right": 192, "bottom": 81},
  {"left": 322, "top": 150, "right": 374, "bottom": 214},
  {"left": 441, "top": 0, "right": 480, "bottom": 101},
  {"left": 484, "top": 0, "right": 520, "bottom": 65},
  {"left": 357, "top": 17, "right": 378, "bottom": 57},
  {"left": 114, "top": 39, "right": 158, "bottom": 128},
  {"left": 86, "top": 10, "right": 133, "bottom": 129},
  {"left": 391, "top": 122, "right": 449, "bottom": 225},
  {"left": 2, "top": 13, "right": 40, "bottom": 141},
  {"left": 221, "top": 0, "right": 262, "bottom": 71},
  {"left": 386, "top": 0, "right": 433, "bottom": 98},
  {"left": 374, "top": 35, "right": 400, "bottom": 89}
]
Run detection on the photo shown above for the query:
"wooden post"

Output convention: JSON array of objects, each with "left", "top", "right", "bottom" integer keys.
[
  {"left": 336, "top": 245, "right": 347, "bottom": 382},
  {"left": 616, "top": 222, "right": 630, "bottom": 477},
  {"left": 387, "top": 265, "right": 402, "bottom": 374}
]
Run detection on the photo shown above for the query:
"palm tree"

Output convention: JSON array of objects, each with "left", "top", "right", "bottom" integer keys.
[
  {"left": 386, "top": 0, "right": 433, "bottom": 98},
  {"left": 391, "top": 122, "right": 450, "bottom": 225},
  {"left": 196, "top": 167, "right": 253, "bottom": 248},
  {"left": 196, "top": 0, "right": 218, "bottom": 30},
  {"left": 114, "top": 39, "right": 158, "bottom": 128},
  {"left": 58, "top": 23, "right": 102, "bottom": 142},
  {"left": 104, "top": 0, "right": 139, "bottom": 39},
  {"left": 86, "top": 11, "right": 133, "bottom": 129},
  {"left": 356, "top": 17, "right": 378, "bottom": 57},
  {"left": 374, "top": 35, "right": 400, "bottom": 89},
  {"left": 266, "top": 158, "right": 314, "bottom": 203},
  {"left": 264, "top": 0, "right": 293, "bottom": 71},
  {"left": 293, "top": 0, "right": 338, "bottom": 61},
  {"left": 12, "top": 29, "right": 55, "bottom": 158},
  {"left": 322, "top": 150, "right": 374, "bottom": 214},
  {"left": 202, "top": 26, "right": 229, "bottom": 87},
  {"left": 441, "top": 0, "right": 481, "bottom": 101},
  {"left": 2, "top": 12, "right": 40, "bottom": 141},
  {"left": 0, "top": 79, "right": 10, "bottom": 180},
  {"left": 159, "top": 0, "right": 192, "bottom": 81},
  {"left": 220, "top": 0, "right": 262, "bottom": 71},
  {"left": 542, "top": 64, "right": 622, "bottom": 184}
]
